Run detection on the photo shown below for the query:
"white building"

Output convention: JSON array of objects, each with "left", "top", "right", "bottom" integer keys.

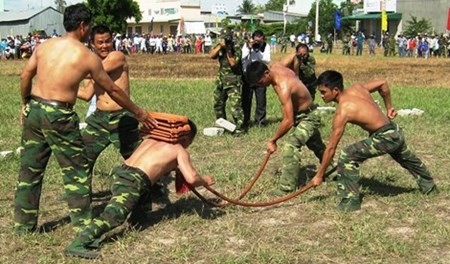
[{"left": 126, "top": 0, "right": 206, "bottom": 36}]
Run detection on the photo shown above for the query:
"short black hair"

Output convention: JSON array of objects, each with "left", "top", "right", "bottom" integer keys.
[
  {"left": 90, "top": 24, "right": 112, "bottom": 41},
  {"left": 252, "top": 29, "right": 265, "bottom": 38},
  {"left": 295, "top": 43, "right": 308, "bottom": 52},
  {"left": 245, "top": 61, "right": 268, "bottom": 86},
  {"left": 316, "top": 70, "right": 344, "bottom": 91},
  {"left": 63, "top": 4, "right": 92, "bottom": 32},
  {"left": 188, "top": 119, "right": 197, "bottom": 141}
]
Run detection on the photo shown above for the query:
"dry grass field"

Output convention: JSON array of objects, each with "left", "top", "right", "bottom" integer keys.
[{"left": 0, "top": 46, "right": 449, "bottom": 263}]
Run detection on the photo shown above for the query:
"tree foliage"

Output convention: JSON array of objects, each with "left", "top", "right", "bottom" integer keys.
[
  {"left": 403, "top": 15, "right": 433, "bottom": 37},
  {"left": 265, "top": 0, "right": 295, "bottom": 11},
  {"left": 236, "top": 0, "right": 257, "bottom": 15},
  {"left": 306, "top": 0, "right": 338, "bottom": 37},
  {"left": 86, "top": 0, "right": 142, "bottom": 34},
  {"left": 54, "top": 0, "right": 67, "bottom": 13},
  {"left": 336, "top": 0, "right": 358, "bottom": 37}
]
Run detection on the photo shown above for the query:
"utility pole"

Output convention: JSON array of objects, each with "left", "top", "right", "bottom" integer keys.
[{"left": 315, "top": 0, "right": 319, "bottom": 41}]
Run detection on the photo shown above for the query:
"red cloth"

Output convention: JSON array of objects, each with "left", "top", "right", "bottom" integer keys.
[
  {"left": 175, "top": 170, "right": 191, "bottom": 194},
  {"left": 447, "top": 8, "right": 450, "bottom": 30}
]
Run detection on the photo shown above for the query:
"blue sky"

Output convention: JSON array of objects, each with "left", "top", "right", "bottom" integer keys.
[{"left": 5, "top": 0, "right": 345, "bottom": 15}]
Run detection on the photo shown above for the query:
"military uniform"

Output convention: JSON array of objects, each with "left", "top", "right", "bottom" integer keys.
[
  {"left": 336, "top": 122, "right": 436, "bottom": 210},
  {"left": 278, "top": 106, "right": 327, "bottom": 192},
  {"left": 382, "top": 34, "right": 390, "bottom": 56},
  {"left": 297, "top": 55, "right": 318, "bottom": 100},
  {"left": 279, "top": 36, "right": 288, "bottom": 53},
  {"left": 14, "top": 96, "right": 91, "bottom": 233},
  {"left": 82, "top": 109, "right": 141, "bottom": 184},
  {"left": 65, "top": 164, "right": 152, "bottom": 259},
  {"left": 213, "top": 30, "right": 244, "bottom": 131}
]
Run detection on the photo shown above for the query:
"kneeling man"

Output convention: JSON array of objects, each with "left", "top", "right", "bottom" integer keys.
[{"left": 65, "top": 120, "right": 214, "bottom": 259}]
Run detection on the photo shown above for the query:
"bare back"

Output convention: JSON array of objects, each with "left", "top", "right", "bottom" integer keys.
[
  {"left": 270, "top": 63, "right": 312, "bottom": 113},
  {"left": 28, "top": 37, "right": 101, "bottom": 104},
  {"left": 339, "top": 84, "right": 390, "bottom": 133},
  {"left": 94, "top": 51, "right": 130, "bottom": 111}
]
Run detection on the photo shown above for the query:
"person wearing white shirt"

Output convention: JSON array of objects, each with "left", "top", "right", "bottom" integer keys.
[
  {"left": 241, "top": 30, "right": 271, "bottom": 129},
  {"left": 204, "top": 34, "right": 212, "bottom": 53}
]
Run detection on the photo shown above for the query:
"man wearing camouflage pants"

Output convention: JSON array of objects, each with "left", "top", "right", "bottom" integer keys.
[
  {"left": 209, "top": 29, "right": 244, "bottom": 135},
  {"left": 78, "top": 24, "right": 141, "bottom": 183},
  {"left": 65, "top": 120, "right": 214, "bottom": 259},
  {"left": 245, "top": 61, "right": 328, "bottom": 195},
  {"left": 311, "top": 70, "right": 437, "bottom": 211},
  {"left": 14, "top": 4, "right": 157, "bottom": 234}
]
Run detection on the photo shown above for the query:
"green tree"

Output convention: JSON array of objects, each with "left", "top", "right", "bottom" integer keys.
[
  {"left": 86, "top": 0, "right": 142, "bottom": 34},
  {"left": 306, "top": 0, "right": 338, "bottom": 38},
  {"left": 265, "top": 0, "right": 295, "bottom": 11},
  {"left": 236, "top": 0, "right": 257, "bottom": 15},
  {"left": 337, "top": 0, "right": 358, "bottom": 37},
  {"left": 403, "top": 15, "right": 433, "bottom": 37},
  {"left": 54, "top": 0, "right": 67, "bottom": 13}
]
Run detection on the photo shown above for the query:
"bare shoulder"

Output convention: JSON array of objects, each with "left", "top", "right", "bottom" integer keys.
[{"left": 108, "top": 50, "right": 126, "bottom": 60}]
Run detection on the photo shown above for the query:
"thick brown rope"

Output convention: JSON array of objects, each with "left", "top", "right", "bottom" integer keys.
[
  {"left": 189, "top": 152, "right": 271, "bottom": 208},
  {"left": 200, "top": 182, "right": 315, "bottom": 207},
  {"left": 190, "top": 154, "right": 336, "bottom": 208}
]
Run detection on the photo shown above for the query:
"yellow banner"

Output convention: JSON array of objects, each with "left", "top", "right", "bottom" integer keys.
[{"left": 381, "top": 10, "right": 388, "bottom": 31}]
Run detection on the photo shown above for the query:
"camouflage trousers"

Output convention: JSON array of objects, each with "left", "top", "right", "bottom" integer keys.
[
  {"left": 214, "top": 75, "right": 244, "bottom": 129},
  {"left": 74, "top": 164, "right": 152, "bottom": 245},
  {"left": 279, "top": 107, "right": 326, "bottom": 191},
  {"left": 14, "top": 98, "right": 91, "bottom": 233},
  {"left": 337, "top": 122, "right": 435, "bottom": 200},
  {"left": 82, "top": 109, "right": 141, "bottom": 179}
]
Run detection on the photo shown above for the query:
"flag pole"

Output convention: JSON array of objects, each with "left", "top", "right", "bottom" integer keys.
[{"left": 315, "top": 0, "right": 319, "bottom": 42}]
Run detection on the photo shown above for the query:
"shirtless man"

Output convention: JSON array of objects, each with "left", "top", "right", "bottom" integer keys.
[
  {"left": 311, "top": 70, "right": 437, "bottom": 211},
  {"left": 14, "top": 4, "right": 157, "bottom": 234},
  {"left": 65, "top": 120, "right": 214, "bottom": 259},
  {"left": 279, "top": 43, "right": 318, "bottom": 100},
  {"left": 78, "top": 24, "right": 141, "bottom": 181},
  {"left": 245, "top": 61, "right": 327, "bottom": 195}
]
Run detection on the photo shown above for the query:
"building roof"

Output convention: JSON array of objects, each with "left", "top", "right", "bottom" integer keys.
[
  {"left": 0, "top": 7, "right": 59, "bottom": 22},
  {"left": 342, "top": 12, "right": 402, "bottom": 21}
]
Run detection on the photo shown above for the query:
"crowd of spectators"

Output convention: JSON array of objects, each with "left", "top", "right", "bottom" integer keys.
[
  {"left": 0, "top": 30, "right": 61, "bottom": 60},
  {"left": 3, "top": 28, "right": 450, "bottom": 60}
]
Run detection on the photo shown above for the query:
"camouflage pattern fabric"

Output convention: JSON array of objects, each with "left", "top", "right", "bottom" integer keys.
[
  {"left": 214, "top": 42, "right": 244, "bottom": 129},
  {"left": 72, "top": 164, "right": 151, "bottom": 245},
  {"left": 336, "top": 122, "right": 435, "bottom": 200},
  {"left": 298, "top": 56, "right": 317, "bottom": 100},
  {"left": 82, "top": 109, "right": 141, "bottom": 181},
  {"left": 14, "top": 99, "right": 91, "bottom": 233},
  {"left": 279, "top": 107, "right": 326, "bottom": 191}
]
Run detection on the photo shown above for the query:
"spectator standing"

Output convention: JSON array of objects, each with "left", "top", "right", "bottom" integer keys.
[
  {"left": 368, "top": 34, "right": 376, "bottom": 55},
  {"left": 241, "top": 30, "right": 271, "bottom": 129},
  {"left": 289, "top": 33, "right": 296, "bottom": 48},
  {"left": 209, "top": 29, "right": 245, "bottom": 135},
  {"left": 204, "top": 34, "right": 212, "bottom": 53}
]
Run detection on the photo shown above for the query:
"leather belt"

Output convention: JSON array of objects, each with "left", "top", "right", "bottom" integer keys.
[{"left": 30, "top": 95, "right": 74, "bottom": 109}]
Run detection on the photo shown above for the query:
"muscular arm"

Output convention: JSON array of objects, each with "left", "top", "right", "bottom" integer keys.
[
  {"left": 312, "top": 107, "right": 347, "bottom": 186},
  {"left": 87, "top": 53, "right": 157, "bottom": 128},
  {"left": 78, "top": 52, "right": 125, "bottom": 101},
  {"left": 77, "top": 79, "right": 95, "bottom": 101},
  {"left": 176, "top": 147, "right": 214, "bottom": 187},
  {"left": 278, "top": 53, "right": 296, "bottom": 69},
  {"left": 361, "top": 80, "right": 396, "bottom": 119},
  {"left": 102, "top": 51, "right": 126, "bottom": 73},
  {"left": 267, "top": 84, "right": 295, "bottom": 153},
  {"left": 20, "top": 50, "right": 38, "bottom": 105}
]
